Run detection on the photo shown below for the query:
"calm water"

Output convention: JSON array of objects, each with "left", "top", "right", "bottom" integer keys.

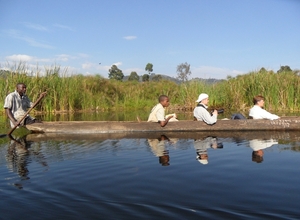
[{"left": 0, "top": 130, "right": 300, "bottom": 219}]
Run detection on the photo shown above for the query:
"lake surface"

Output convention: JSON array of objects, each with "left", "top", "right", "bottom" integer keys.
[{"left": 0, "top": 130, "right": 299, "bottom": 219}]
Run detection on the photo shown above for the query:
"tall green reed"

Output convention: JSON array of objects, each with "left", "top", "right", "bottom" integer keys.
[{"left": 1, "top": 63, "right": 300, "bottom": 115}]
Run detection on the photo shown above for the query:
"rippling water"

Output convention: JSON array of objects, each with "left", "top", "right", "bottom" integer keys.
[{"left": 0, "top": 131, "right": 299, "bottom": 219}]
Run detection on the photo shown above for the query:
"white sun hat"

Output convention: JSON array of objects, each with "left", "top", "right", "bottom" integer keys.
[{"left": 196, "top": 93, "right": 209, "bottom": 102}]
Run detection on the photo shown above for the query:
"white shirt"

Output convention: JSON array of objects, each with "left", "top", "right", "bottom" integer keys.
[
  {"left": 4, "top": 91, "right": 32, "bottom": 118},
  {"left": 4, "top": 90, "right": 33, "bottom": 127},
  {"left": 249, "top": 105, "right": 279, "bottom": 120},
  {"left": 249, "top": 139, "right": 278, "bottom": 151},
  {"left": 193, "top": 104, "right": 217, "bottom": 125}
]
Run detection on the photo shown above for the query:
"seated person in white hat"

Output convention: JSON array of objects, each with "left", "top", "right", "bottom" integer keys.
[
  {"left": 147, "top": 95, "right": 178, "bottom": 127},
  {"left": 193, "top": 93, "right": 218, "bottom": 125}
]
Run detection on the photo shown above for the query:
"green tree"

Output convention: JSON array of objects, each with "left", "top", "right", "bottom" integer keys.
[
  {"left": 145, "top": 63, "right": 153, "bottom": 75},
  {"left": 108, "top": 65, "right": 124, "bottom": 81},
  {"left": 277, "top": 65, "right": 292, "bottom": 73},
  {"left": 259, "top": 67, "right": 267, "bottom": 73},
  {"left": 142, "top": 74, "right": 149, "bottom": 82},
  {"left": 152, "top": 74, "right": 162, "bottom": 81},
  {"left": 176, "top": 62, "right": 191, "bottom": 82},
  {"left": 128, "top": 71, "right": 139, "bottom": 81}
]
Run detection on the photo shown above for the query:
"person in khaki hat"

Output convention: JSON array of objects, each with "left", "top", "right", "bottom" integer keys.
[{"left": 193, "top": 93, "right": 218, "bottom": 125}]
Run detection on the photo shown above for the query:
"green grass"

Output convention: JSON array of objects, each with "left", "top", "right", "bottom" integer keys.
[{"left": 1, "top": 63, "right": 300, "bottom": 116}]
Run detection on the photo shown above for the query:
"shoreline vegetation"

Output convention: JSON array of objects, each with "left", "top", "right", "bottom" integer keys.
[{"left": 1, "top": 63, "right": 300, "bottom": 117}]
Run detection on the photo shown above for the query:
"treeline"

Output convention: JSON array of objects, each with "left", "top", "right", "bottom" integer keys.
[{"left": 0, "top": 64, "right": 300, "bottom": 114}]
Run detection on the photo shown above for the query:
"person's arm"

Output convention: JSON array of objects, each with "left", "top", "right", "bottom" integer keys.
[
  {"left": 203, "top": 110, "right": 217, "bottom": 124},
  {"left": 156, "top": 108, "right": 173, "bottom": 127},
  {"left": 5, "top": 108, "right": 18, "bottom": 126},
  {"left": 195, "top": 107, "right": 217, "bottom": 124},
  {"left": 159, "top": 115, "right": 173, "bottom": 127},
  {"left": 260, "top": 108, "right": 280, "bottom": 120}
]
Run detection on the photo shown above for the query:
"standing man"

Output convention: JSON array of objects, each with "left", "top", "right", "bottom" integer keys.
[
  {"left": 147, "top": 95, "right": 177, "bottom": 127},
  {"left": 249, "top": 95, "right": 280, "bottom": 120},
  {"left": 193, "top": 93, "right": 218, "bottom": 125},
  {"left": 4, "top": 83, "right": 45, "bottom": 128}
]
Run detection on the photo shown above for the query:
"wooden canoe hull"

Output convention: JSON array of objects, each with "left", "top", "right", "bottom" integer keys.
[{"left": 26, "top": 117, "right": 300, "bottom": 134}]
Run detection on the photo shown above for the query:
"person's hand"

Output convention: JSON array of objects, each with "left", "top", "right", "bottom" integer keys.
[
  {"left": 13, "top": 119, "right": 19, "bottom": 127},
  {"left": 212, "top": 110, "right": 218, "bottom": 116},
  {"left": 39, "top": 92, "right": 47, "bottom": 98}
]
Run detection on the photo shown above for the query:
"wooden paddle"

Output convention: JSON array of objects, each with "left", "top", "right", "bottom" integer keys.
[{"left": 7, "top": 93, "right": 46, "bottom": 136}]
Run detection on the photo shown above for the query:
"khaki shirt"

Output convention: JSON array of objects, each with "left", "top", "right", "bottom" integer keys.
[
  {"left": 4, "top": 90, "right": 33, "bottom": 121},
  {"left": 147, "top": 103, "right": 165, "bottom": 122}
]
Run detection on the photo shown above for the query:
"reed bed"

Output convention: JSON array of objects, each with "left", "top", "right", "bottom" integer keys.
[{"left": 1, "top": 63, "right": 300, "bottom": 115}]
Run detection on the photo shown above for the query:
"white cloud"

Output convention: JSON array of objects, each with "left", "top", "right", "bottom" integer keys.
[
  {"left": 82, "top": 62, "right": 110, "bottom": 74},
  {"left": 53, "top": 24, "right": 75, "bottom": 31},
  {"left": 4, "top": 29, "right": 54, "bottom": 49},
  {"left": 22, "top": 22, "right": 49, "bottom": 31},
  {"left": 77, "top": 53, "right": 89, "bottom": 58},
  {"left": 123, "top": 36, "right": 137, "bottom": 40},
  {"left": 192, "top": 66, "right": 244, "bottom": 79},
  {"left": 113, "top": 62, "right": 122, "bottom": 66},
  {"left": 82, "top": 62, "right": 93, "bottom": 69},
  {"left": 56, "top": 54, "right": 73, "bottom": 62},
  {"left": 6, "top": 54, "right": 33, "bottom": 62},
  {"left": 5, "top": 54, "right": 52, "bottom": 63}
]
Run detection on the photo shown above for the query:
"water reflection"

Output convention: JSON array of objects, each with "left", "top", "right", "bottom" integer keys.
[
  {"left": 6, "top": 136, "right": 31, "bottom": 182},
  {"left": 148, "top": 135, "right": 170, "bottom": 166},
  {"left": 249, "top": 139, "right": 278, "bottom": 163},
  {"left": 194, "top": 137, "right": 223, "bottom": 165},
  {"left": 5, "top": 135, "right": 48, "bottom": 189},
  {"left": 147, "top": 134, "right": 179, "bottom": 166},
  {"left": 0, "top": 131, "right": 300, "bottom": 219}
]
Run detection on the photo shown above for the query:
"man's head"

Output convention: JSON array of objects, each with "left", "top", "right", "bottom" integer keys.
[
  {"left": 253, "top": 95, "right": 265, "bottom": 107},
  {"left": 16, "top": 83, "right": 27, "bottom": 96},
  {"left": 196, "top": 93, "right": 209, "bottom": 105},
  {"left": 252, "top": 150, "right": 264, "bottom": 163},
  {"left": 159, "top": 95, "right": 170, "bottom": 107},
  {"left": 159, "top": 155, "right": 170, "bottom": 166}
]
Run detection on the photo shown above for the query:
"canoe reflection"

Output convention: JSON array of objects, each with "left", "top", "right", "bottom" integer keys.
[
  {"left": 249, "top": 139, "right": 278, "bottom": 163},
  {"left": 194, "top": 137, "right": 223, "bottom": 165}
]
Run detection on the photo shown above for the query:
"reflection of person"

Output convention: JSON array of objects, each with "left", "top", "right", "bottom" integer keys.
[
  {"left": 147, "top": 95, "right": 178, "bottom": 127},
  {"left": 6, "top": 136, "right": 48, "bottom": 188},
  {"left": 193, "top": 93, "right": 218, "bottom": 125},
  {"left": 249, "top": 95, "right": 280, "bottom": 120},
  {"left": 4, "top": 83, "right": 46, "bottom": 128},
  {"left": 147, "top": 135, "right": 170, "bottom": 166},
  {"left": 249, "top": 139, "right": 278, "bottom": 163},
  {"left": 194, "top": 137, "right": 223, "bottom": 165},
  {"left": 6, "top": 137, "right": 31, "bottom": 181}
]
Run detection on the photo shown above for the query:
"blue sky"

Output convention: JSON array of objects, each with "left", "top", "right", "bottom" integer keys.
[{"left": 0, "top": 0, "right": 299, "bottom": 79}]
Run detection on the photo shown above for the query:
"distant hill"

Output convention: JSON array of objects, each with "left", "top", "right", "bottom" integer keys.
[{"left": 123, "top": 73, "right": 224, "bottom": 84}]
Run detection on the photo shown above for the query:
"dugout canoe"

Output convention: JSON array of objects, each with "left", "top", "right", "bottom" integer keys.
[{"left": 25, "top": 117, "right": 300, "bottom": 134}]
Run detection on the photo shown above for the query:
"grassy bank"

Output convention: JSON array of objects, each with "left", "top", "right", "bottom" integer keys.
[{"left": 1, "top": 63, "right": 300, "bottom": 115}]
